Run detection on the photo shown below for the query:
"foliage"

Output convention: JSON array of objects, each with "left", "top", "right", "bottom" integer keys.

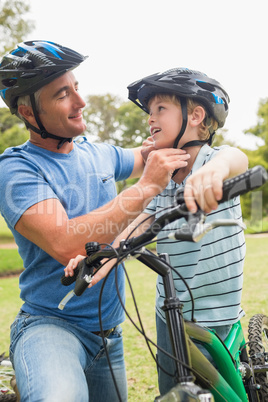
[
  {"left": 211, "top": 128, "right": 235, "bottom": 147},
  {"left": 239, "top": 98, "right": 268, "bottom": 221},
  {"left": 0, "top": 0, "right": 33, "bottom": 151},
  {"left": 116, "top": 101, "right": 149, "bottom": 148},
  {"left": 84, "top": 94, "right": 149, "bottom": 148},
  {"left": 83, "top": 94, "right": 121, "bottom": 144},
  {"left": 83, "top": 95, "right": 149, "bottom": 192},
  {"left": 0, "top": 0, "right": 34, "bottom": 55},
  {"left": 0, "top": 107, "right": 29, "bottom": 153},
  {"left": 244, "top": 98, "right": 268, "bottom": 143}
]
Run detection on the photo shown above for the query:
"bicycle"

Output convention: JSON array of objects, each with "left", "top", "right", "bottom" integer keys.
[
  {"left": 59, "top": 165, "right": 268, "bottom": 402},
  {"left": 2, "top": 166, "right": 267, "bottom": 401}
]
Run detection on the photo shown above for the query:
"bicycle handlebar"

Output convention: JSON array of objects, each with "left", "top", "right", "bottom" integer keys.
[
  {"left": 175, "top": 164, "right": 267, "bottom": 205},
  {"left": 59, "top": 165, "right": 267, "bottom": 302}
]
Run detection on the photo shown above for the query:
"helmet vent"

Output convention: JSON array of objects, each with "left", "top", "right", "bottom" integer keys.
[
  {"left": 197, "top": 81, "right": 216, "bottom": 92},
  {"left": 2, "top": 78, "right": 17, "bottom": 88}
]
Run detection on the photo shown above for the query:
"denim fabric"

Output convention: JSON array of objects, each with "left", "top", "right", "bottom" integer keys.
[
  {"left": 10, "top": 311, "right": 127, "bottom": 402},
  {"left": 156, "top": 314, "right": 231, "bottom": 396}
]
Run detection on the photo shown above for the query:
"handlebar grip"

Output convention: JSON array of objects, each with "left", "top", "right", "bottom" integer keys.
[
  {"left": 61, "top": 258, "right": 94, "bottom": 296},
  {"left": 220, "top": 165, "right": 267, "bottom": 203},
  {"left": 175, "top": 165, "right": 267, "bottom": 206},
  {"left": 61, "top": 268, "right": 79, "bottom": 286}
]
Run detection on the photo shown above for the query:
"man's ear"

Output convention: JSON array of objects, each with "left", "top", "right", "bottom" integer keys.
[
  {"left": 17, "top": 105, "right": 35, "bottom": 122},
  {"left": 189, "top": 106, "right": 206, "bottom": 127}
]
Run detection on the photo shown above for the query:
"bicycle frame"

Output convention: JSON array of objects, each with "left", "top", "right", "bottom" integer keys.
[{"left": 177, "top": 320, "right": 248, "bottom": 401}]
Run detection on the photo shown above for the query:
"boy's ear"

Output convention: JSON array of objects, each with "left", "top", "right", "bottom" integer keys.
[{"left": 189, "top": 106, "right": 206, "bottom": 127}]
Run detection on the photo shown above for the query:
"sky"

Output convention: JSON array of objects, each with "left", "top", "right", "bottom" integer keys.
[{"left": 7, "top": 0, "right": 268, "bottom": 149}]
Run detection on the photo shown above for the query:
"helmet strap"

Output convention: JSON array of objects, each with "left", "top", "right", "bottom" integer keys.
[
  {"left": 28, "top": 94, "right": 73, "bottom": 149},
  {"left": 172, "top": 97, "right": 188, "bottom": 149},
  {"left": 171, "top": 98, "right": 209, "bottom": 178}
]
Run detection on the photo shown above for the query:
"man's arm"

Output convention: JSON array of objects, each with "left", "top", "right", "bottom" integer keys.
[
  {"left": 184, "top": 147, "right": 248, "bottom": 213},
  {"left": 15, "top": 148, "right": 189, "bottom": 265}
]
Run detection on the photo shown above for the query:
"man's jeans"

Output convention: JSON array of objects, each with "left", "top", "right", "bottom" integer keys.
[
  {"left": 156, "top": 314, "right": 232, "bottom": 396},
  {"left": 10, "top": 311, "right": 127, "bottom": 402}
]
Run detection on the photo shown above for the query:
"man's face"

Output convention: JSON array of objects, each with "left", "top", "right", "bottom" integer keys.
[{"left": 38, "top": 71, "right": 86, "bottom": 138}]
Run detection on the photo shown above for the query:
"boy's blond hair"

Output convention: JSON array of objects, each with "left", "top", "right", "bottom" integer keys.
[{"left": 149, "top": 94, "right": 218, "bottom": 141}]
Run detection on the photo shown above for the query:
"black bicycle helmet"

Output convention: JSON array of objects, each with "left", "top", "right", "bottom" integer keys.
[
  {"left": 128, "top": 67, "right": 230, "bottom": 177},
  {"left": 0, "top": 40, "right": 87, "bottom": 148},
  {"left": 128, "top": 67, "right": 229, "bottom": 129}
]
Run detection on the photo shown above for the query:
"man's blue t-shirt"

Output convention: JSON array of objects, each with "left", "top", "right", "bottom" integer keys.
[{"left": 0, "top": 137, "right": 134, "bottom": 331}]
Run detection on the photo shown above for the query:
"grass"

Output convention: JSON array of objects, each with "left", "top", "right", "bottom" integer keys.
[
  {"left": 0, "top": 215, "right": 13, "bottom": 240},
  {"left": 0, "top": 236, "right": 267, "bottom": 400},
  {"left": 0, "top": 249, "right": 23, "bottom": 274},
  {"left": 240, "top": 236, "right": 268, "bottom": 336},
  {"left": 244, "top": 217, "right": 268, "bottom": 234},
  {"left": 0, "top": 277, "right": 22, "bottom": 353}
]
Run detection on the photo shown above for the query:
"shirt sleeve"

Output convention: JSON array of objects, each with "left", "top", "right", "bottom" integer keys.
[
  {"left": 0, "top": 156, "right": 58, "bottom": 228},
  {"left": 107, "top": 145, "right": 135, "bottom": 182}
]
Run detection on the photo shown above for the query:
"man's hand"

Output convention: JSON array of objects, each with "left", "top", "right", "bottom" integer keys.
[{"left": 139, "top": 147, "right": 190, "bottom": 194}]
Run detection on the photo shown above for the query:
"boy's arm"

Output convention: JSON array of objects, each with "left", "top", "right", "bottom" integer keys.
[
  {"left": 184, "top": 147, "right": 248, "bottom": 213},
  {"left": 129, "top": 147, "right": 144, "bottom": 178}
]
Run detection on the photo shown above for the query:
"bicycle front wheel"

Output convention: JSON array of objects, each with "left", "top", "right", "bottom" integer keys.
[{"left": 248, "top": 314, "right": 268, "bottom": 401}]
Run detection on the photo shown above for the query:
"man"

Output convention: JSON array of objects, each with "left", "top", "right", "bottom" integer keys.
[{"left": 0, "top": 41, "right": 188, "bottom": 401}]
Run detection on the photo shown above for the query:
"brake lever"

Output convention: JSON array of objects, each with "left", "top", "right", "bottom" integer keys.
[
  {"left": 169, "top": 218, "right": 246, "bottom": 243},
  {"left": 167, "top": 210, "right": 206, "bottom": 242},
  {"left": 192, "top": 219, "right": 246, "bottom": 242},
  {"left": 58, "top": 258, "right": 95, "bottom": 310}
]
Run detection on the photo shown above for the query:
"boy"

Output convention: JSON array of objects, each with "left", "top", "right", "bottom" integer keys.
[{"left": 66, "top": 68, "right": 248, "bottom": 396}]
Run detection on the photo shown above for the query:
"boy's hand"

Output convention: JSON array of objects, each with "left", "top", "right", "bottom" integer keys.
[
  {"left": 141, "top": 137, "right": 156, "bottom": 162},
  {"left": 184, "top": 164, "right": 228, "bottom": 214},
  {"left": 65, "top": 254, "right": 117, "bottom": 289}
]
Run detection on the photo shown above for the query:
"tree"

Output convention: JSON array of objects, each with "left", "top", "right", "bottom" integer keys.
[
  {"left": 0, "top": 0, "right": 34, "bottom": 55},
  {"left": 244, "top": 98, "right": 268, "bottom": 145},
  {"left": 83, "top": 94, "right": 149, "bottom": 147},
  {"left": 0, "top": 108, "right": 29, "bottom": 153},
  {"left": 83, "top": 94, "right": 149, "bottom": 192},
  {"left": 240, "top": 98, "right": 268, "bottom": 226},
  {"left": 0, "top": 0, "right": 33, "bottom": 153}
]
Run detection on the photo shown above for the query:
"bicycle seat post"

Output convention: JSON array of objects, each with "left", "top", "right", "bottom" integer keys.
[{"left": 159, "top": 253, "right": 195, "bottom": 384}]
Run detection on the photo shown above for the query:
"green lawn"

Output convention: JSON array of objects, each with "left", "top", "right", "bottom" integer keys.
[
  {"left": 0, "top": 236, "right": 267, "bottom": 401},
  {"left": 0, "top": 214, "right": 14, "bottom": 242}
]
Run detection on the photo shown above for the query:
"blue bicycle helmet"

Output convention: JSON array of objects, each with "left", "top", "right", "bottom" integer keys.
[{"left": 0, "top": 40, "right": 87, "bottom": 148}]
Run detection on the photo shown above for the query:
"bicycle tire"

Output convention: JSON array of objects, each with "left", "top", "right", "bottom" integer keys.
[
  {"left": 248, "top": 314, "right": 268, "bottom": 401},
  {"left": 0, "top": 394, "right": 17, "bottom": 401},
  {"left": 0, "top": 354, "right": 17, "bottom": 402}
]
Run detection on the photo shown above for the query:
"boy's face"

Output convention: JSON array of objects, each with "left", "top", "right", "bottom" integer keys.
[{"left": 148, "top": 96, "right": 183, "bottom": 149}]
